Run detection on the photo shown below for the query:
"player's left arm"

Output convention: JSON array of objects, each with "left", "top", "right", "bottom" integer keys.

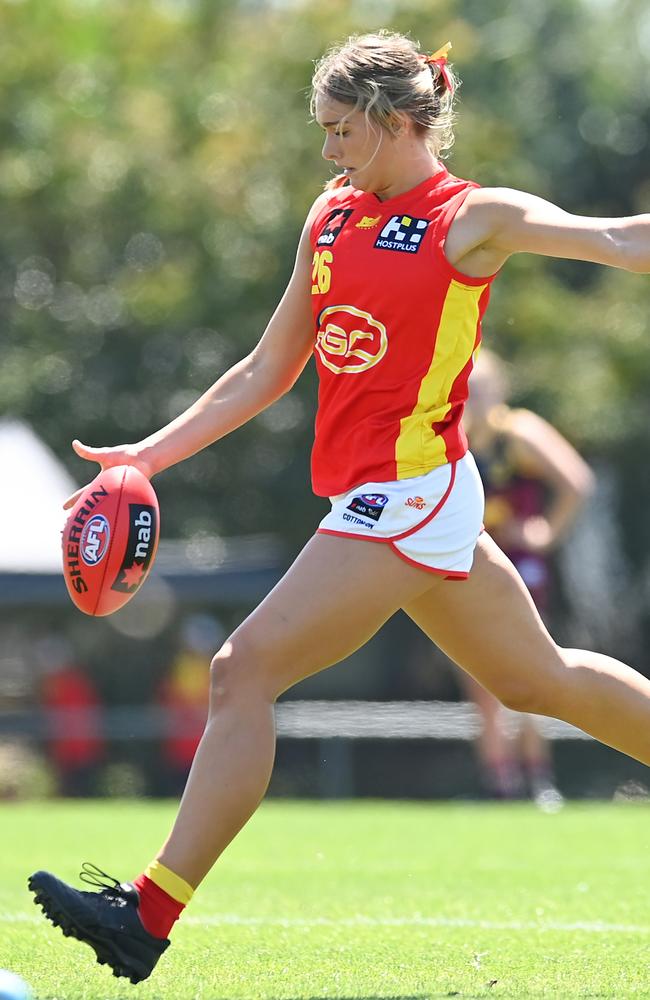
[
  {"left": 453, "top": 187, "right": 650, "bottom": 275},
  {"left": 508, "top": 409, "right": 595, "bottom": 552}
]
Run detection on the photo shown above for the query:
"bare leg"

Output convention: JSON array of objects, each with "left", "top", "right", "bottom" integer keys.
[
  {"left": 459, "top": 655, "right": 557, "bottom": 797},
  {"left": 459, "top": 671, "right": 523, "bottom": 797},
  {"left": 406, "top": 533, "right": 650, "bottom": 765},
  {"left": 158, "top": 534, "right": 438, "bottom": 887},
  {"left": 517, "top": 713, "right": 553, "bottom": 774}
]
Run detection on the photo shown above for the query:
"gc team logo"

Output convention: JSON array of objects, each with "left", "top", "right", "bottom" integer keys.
[
  {"left": 80, "top": 514, "right": 110, "bottom": 566},
  {"left": 315, "top": 305, "right": 387, "bottom": 374},
  {"left": 374, "top": 214, "right": 429, "bottom": 253}
]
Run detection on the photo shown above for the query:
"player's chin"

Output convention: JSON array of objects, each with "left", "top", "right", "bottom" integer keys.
[{"left": 346, "top": 169, "right": 368, "bottom": 190}]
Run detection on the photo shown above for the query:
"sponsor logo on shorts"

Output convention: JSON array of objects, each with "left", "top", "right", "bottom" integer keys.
[
  {"left": 343, "top": 512, "right": 376, "bottom": 529},
  {"left": 315, "top": 305, "right": 388, "bottom": 374},
  {"left": 80, "top": 514, "right": 111, "bottom": 566},
  {"left": 110, "top": 504, "right": 157, "bottom": 594},
  {"left": 405, "top": 496, "right": 426, "bottom": 510},
  {"left": 356, "top": 215, "right": 382, "bottom": 229},
  {"left": 347, "top": 493, "right": 388, "bottom": 522},
  {"left": 317, "top": 208, "right": 353, "bottom": 246},
  {"left": 374, "top": 214, "right": 429, "bottom": 253}
]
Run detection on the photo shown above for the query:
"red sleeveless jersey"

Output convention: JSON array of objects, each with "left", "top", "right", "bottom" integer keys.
[{"left": 308, "top": 167, "right": 496, "bottom": 497}]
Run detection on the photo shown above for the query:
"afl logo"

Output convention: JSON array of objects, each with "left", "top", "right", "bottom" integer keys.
[
  {"left": 315, "top": 305, "right": 387, "bottom": 374},
  {"left": 80, "top": 514, "right": 111, "bottom": 566},
  {"left": 347, "top": 493, "right": 388, "bottom": 522},
  {"left": 360, "top": 494, "right": 388, "bottom": 507}
]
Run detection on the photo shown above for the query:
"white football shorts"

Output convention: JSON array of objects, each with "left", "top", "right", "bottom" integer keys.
[{"left": 317, "top": 452, "right": 485, "bottom": 579}]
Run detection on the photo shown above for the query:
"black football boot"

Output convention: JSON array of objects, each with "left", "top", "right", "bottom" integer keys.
[{"left": 28, "top": 863, "right": 169, "bottom": 984}]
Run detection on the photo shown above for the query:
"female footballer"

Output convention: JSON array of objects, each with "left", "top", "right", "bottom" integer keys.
[{"left": 30, "top": 31, "right": 650, "bottom": 985}]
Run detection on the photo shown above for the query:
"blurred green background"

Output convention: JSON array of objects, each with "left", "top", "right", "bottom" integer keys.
[
  {"left": 1, "top": 0, "right": 650, "bottom": 799},
  {"left": 3, "top": 0, "right": 649, "bottom": 543}
]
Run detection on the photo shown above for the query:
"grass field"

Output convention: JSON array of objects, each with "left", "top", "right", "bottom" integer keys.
[{"left": 2, "top": 800, "right": 650, "bottom": 998}]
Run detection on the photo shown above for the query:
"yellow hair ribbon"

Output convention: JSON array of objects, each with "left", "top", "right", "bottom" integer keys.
[
  {"left": 423, "top": 42, "right": 454, "bottom": 93},
  {"left": 427, "top": 41, "right": 452, "bottom": 63}
]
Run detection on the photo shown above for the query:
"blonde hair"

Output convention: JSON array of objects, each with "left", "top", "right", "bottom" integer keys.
[{"left": 310, "top": 30, "right": 459, "bottom": 183}]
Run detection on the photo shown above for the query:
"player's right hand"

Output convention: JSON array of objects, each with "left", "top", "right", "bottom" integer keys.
[{"left": 63, "top": 439, "right": 154, "bottom": 509}]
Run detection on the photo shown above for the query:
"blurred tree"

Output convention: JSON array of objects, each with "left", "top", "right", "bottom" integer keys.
[{"left": 1, "top": 0, "right": 648, "bottom": 566}]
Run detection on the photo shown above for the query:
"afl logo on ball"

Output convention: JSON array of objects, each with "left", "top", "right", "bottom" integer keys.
[
  {"left": 315, "top": 305, "right": 387, "bottom": 374},
  {"left": 80, "top": 514, "right": 111, "bottom": 566}
]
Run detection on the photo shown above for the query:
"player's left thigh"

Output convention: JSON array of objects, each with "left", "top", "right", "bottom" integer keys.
[{"left": 403, "top": 532, "right": 566, "bottom": 714}]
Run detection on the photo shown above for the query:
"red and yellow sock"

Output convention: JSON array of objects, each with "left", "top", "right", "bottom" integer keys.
[{"left": 133, "top": 860, "right": 194, "bottom": 939}]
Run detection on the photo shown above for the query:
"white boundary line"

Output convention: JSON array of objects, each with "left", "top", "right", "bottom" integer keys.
[
  {"left": 185, "top": 914, "right": 650, "bottom": 934},
  {"left": 3, "top": 912, "right": 648, "bottom": 935}
]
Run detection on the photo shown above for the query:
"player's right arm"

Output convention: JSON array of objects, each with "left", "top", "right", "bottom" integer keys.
[
  {"left": 501, "top": 409, "right": 595, "bottom": 553},
  {"left": 64, "top": 195, "right": 330, "bottom": 509}
]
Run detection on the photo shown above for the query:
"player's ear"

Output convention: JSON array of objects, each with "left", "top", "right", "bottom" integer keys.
[{"left": 388, "top": 111, "right": 411, "bottom": 138}]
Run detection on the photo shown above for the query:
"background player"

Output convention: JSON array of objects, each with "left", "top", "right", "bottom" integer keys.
[{"left": 461, "top": 349, "right": 594, "bottom": 803}]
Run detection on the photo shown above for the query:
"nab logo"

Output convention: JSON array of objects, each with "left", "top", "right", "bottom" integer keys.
[
  {"left": 317, "top": 208, "right": 353, "bottom": 247},
  {"left": 347, "top": 493, "right": 389, "bottom": 522},
  {"left": 315, "top": 304, "right": 388, "bottom": 374},
  {"left": 111, "top": 504, "right": 157, "bottom": 594},
  {"left": 374, "top": 214, "right": 429, "bottom": 253},
  {"left": 80, "top": 514, "right": 110, "bottom": 566}
]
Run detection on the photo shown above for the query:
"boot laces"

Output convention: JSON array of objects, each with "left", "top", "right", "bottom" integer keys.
[{"left": 79, "top": 862, "right": 132, "bottom": 905}]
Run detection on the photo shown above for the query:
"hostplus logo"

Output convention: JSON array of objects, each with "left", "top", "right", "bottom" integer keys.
[{"left": 374, "top": 215, "right": 429, "bottom": 253}]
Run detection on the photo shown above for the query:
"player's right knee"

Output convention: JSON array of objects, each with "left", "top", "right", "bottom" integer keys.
[
  {"left": 493, "top": 678, "right": 545, "bottom": 715},
  {"left": 494, "top": 670, "right": 564, "bottom": 715}
]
